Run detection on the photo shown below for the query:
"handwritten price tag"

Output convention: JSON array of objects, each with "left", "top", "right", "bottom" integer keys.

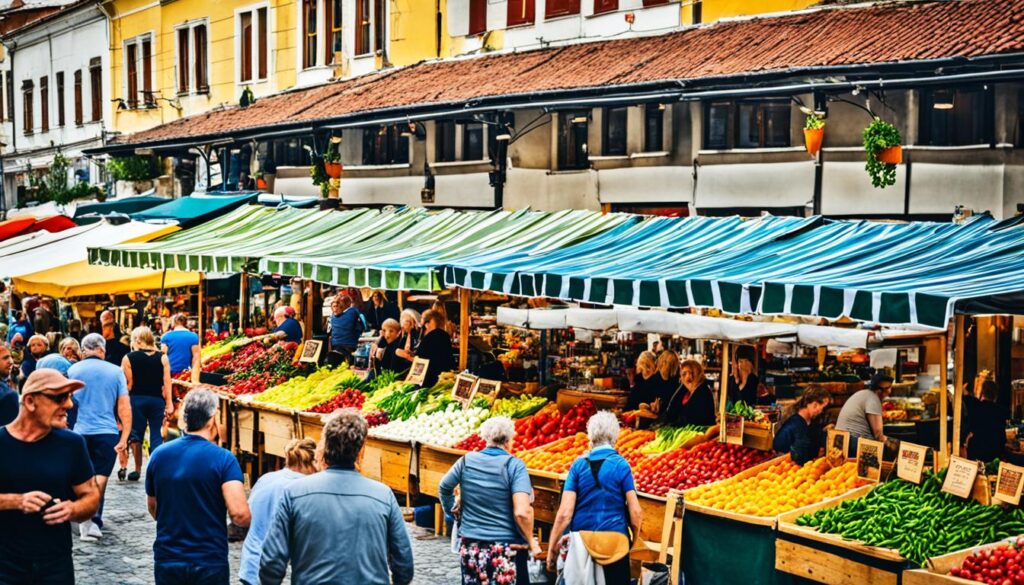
[
  {"left": 994, "top": 462, "right": 1024, "bottom": 506},
  {"left": 942, "top": 456, "right": 981, "bottom": 499},
  {"left": 896, "top": 442, "right": 929, "bottom": 484}
]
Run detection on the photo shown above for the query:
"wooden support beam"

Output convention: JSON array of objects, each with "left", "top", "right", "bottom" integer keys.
[
  {"left": 938, "top": 330, "right": 949, "bottom": 468},
  {"left": 459, "top": 288, "right": 470, "bottom": 371},
  {"left": 239, "top": 272, "right": 249, "bottom": 330},
  {"left": 719, "top": 342, "right": 731, "bottom": 442},
  {"left": 952, "top": 315, "right": 966, "bottom": 459},
  {"left": 194, "top": 273, "right": 204, "bottom": 384}
]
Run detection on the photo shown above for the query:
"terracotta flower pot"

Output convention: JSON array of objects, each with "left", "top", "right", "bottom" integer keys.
[
  {"left": 324, "top": 161, "right": 343, "bottom": 179},
  {"left": 876, "top": 145, "right": 902, "bottom": 165},
  {"left": 804, "top": 127, "right": 824, "bottom": 156}
]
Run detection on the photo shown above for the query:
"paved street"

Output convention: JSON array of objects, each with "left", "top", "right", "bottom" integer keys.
[{"left": 72, "top": 469, "right": 460, "bottom": 585}]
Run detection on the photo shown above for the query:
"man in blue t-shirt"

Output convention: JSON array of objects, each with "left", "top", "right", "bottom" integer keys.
[
  {"left": 272, "top": 307, "right": 303, "bottom": 344},
  {"left": 329, "top": 295, "right": 364, "bottom": 353},
  {"left": 0, "top": 345, "right": 18, "bottom": 426},
  {"left": 161, "top": 314, "right": 200, "bottom": 376},
  {"left": 147, "top": 389, "right": 250, "bottom": 584},
  {"left": 0, "top": 369, "right": 99, "bottom": 583},
  {"left": 68, "top": 333, "right": 131, "bottom": 541}
]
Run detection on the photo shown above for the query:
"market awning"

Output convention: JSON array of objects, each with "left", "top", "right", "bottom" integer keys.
[
  {"left": 130, "top": 192, "right": 260, "bottom": 226},
  {"left": 12, "top": 262, "right": 199, "bottom": 298},
  {"left": 73, "top": 195, "right": 169, "bottom": 224},
  {"left": 1, "top": 220, "right": 180, "bottom": 279}
]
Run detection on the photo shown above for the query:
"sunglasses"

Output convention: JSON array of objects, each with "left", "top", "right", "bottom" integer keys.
[{"left": 37, "top": 392, "right": 73, "bottom": 404}]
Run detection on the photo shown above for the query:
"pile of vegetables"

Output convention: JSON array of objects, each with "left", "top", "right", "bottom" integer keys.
[
  {"left": 687, "top": 457, "right": 861, "bottom": 516},
  {"left": 200, "top": 334, "right": 250, "bottom": 361},
  {"left": 252, "top": 364, "right": 364, "bottom": 410},
  {"left": 219, "top": 341, "right": 314, "bottom": 396},
  {"left": 308, "top": 388, "right": 366, "bottom": 413},
  {"left": 518, "top": 428, "right": 654, "bottom": 474},
  {"left": 796, "top": 471, "right": 1024, "bottom": 567},
  {"left": 512, "top": 400, "right": 597, "bottom": 452},
  {"left": 490, "top": 395, "right": 548, "bottom": 419},
  {"left": 949, "top": 537, "right": 1024, "bottom": 583},
  {"left": 728, "top": 400, "right": 767, "bottom": 423},
  {"left": 640, "top": 425, "right": 708, "bottom": 454},
  {"left": 369, "top": 404, "right": 490, "bottom": 446},
  {"left": 362, "top": 381, "right": 417, "bottom": 414},
  {"left": 634, "top": 442, "right": 775, "bottom": 496}
]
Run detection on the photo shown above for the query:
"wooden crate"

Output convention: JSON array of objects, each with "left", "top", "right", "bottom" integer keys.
[
  {"left": 532, "top": 485, "right": 562, "bottom": 524},
  {"left": 258, "top": 405, "right": 298, "bottom": 458},
  {"left": 901, "top": 539, "right": 1015, "bottom": 585},
  {"left": 776, "top": 485, "right": 912, "bottom": 585},
  {"left": 743, "top": 421, "right": 776, "bottom": 451},
  {"left": 418, "top": 443, "right": 465, "bottom": 498},
  {"left": 235, "top": 403, "right": 258, "bottom": 455},
  {"left": 298, "top": 413, "right": 324, "bottom": 442},
  {"left": 637, "top": 492, "right": 667, "bottom": 542},
  {"left": 362, "top": 436, "right": 417, "bottom": 495}
]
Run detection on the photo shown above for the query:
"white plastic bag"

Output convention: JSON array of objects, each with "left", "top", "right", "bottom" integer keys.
[{"left": 450, "top": 521, "right": 460, "bottom": 554}]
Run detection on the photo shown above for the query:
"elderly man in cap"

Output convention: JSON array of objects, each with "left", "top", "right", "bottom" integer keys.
[
  {"left": 272, "top": 306, "right": 303, "bottom": 344},
  {"left": 0, "top": 369, "right": 100, "bottom": 583},
  {"left": 68, "top": 333, "right": 131, "bottom": 541}
]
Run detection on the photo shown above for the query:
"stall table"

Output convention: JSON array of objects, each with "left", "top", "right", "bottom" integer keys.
[
  {"left": 418, "top": 444, "right": 465, "bottom": 498},
  {"left": 527, "top": 469, "right": 567, "bottom": 525},
  {"left": 255, "top": 403, "right": 300, "bottom": 458},
  {"left": 362, "top": 437, "right": 418, "bottom": 498},
  {"left": 298, "top": 412, "right": 325, "bottom": 442}
]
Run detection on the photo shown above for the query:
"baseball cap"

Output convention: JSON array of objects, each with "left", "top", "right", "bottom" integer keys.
[
  {"left": 22, "top": 369, "right": 85, "bottom": 396},
  {"left": 284, "top": 306, "right": 296, "bottom": 317}
]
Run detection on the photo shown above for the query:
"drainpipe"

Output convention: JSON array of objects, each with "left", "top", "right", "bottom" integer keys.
[{"left": 489, "top": 112, "right": 511, "bottom": 209}]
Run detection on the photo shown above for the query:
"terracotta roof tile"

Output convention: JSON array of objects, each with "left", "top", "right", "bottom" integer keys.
[{"left": 115, "top": 0, "right": 1024, "bottom": 147}]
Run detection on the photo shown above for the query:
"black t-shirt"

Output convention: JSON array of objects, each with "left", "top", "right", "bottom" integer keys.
[
  {"left": 626, "top": 374, "right": 661, "bottom": 411},
  {"left": 127, "top": 350, "right": 165, "bottom": 398},
  {"left": 0, "top": 382, "right": 18, "bottom": 426},
  {"left": 662, "top": 381, "right": 717, "bottom": 427},
  {"left": 0, "top": 428, "right": 94, "bottom": 558},
  {"left": 965, "top": 396, "right": 1008, "bottom": 463},
  {"left": 728, "top": 373, "right": 760, "bottom": 405},
  {"left": 378, "top": 336, "right": 412, "bottom": 375},
  {"left": 416, "top": 328, "right": 455, "bottom": 388}
]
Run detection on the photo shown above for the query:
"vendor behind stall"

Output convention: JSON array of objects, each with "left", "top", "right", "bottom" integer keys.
[
  {"left": 411, "top": 309, "right": 454, "bottom": 388},
  {"left": 963, "top": 380, "right": 1008, "bottom": 463},
  {"left": 773, "top": 386, "right": 830, "bottom": 464},
  {"left": 272, "top": 307, "right": 303, "bottom": 344},
  {"left": 727, "top": 345, "right": 761, "bottom": 406},
  {"left": 373, "top": 319, "right": 410, "bottom": 376},
  {"left": 626, "top": 351, "right": 659, "bottom": 411},
  {"left": 364, "top": 291, "right": 400, "bottom": 331},
  {"left": 329, "top": 295, "right": 364, "bottom": 354},
  {"left": 662, "top": 359, "right": 716, "bottom": 427},
  {"left": 835, "top": 373, "right": 892, "bottom": 456},
  {"left": 654, "top": 350, "right": 681, "bottom": 403}
]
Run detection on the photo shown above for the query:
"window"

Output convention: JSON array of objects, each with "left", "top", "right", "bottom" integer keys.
[
  {"left": 644, "top": 103, "right": 665, "bottom": 152},
  {"left": 507, "top": 0, "right": 534, "bottom": 26},
  {"left": 269, "top": 137, "right": 314, "bottom": 167},
  {"left": 302, "top": 0, "right": 317, "bottom": 68},
  {"left": 356, "top": 0, "right": 382, "bottom": 56},
  {"left": 435, "top": 120, "right": 456, "bottom": 162},
  {"left": 594, "top": 0, "right": 617, "bottom": 14},
  {"left": 374, "top": 0, "right": 384, "bottom": 54},
  {"left": 239, "top": 10, "right": 267, "bottom": 82},
  {"left": 463, "top": 123, "right": 484, "bottom": 160},
  {"left": 692, "top": 0, "right": 702, "bottom": 23},
  {"left": 89, "top": 57, "right": 101, "bottom": 122},
  {"left": 362, "top": 125, "right": 409, "bottom": 165},
  {"left": 39, "top": 77, "right": 48, "bottom": 132},
  {"left": 177, "top": 23, "right": 208, "bottom": 94},
  {"left": 123, "top": 35, "right": 153, "bottom": 109},
  {"left": 558, "top": 111, "right": 589, "bottom": 170},
  {"left": 468, "top": 0, "right": 486, "bottom": 35},
  {"left": 603, "top": 107, "right": 627, "bottom": 156},
  {"left": 56, "top": 72, "right": 64, "bottom": 127},
  {"left": 326, "top": 0, "right": 342, "bottom": 64},
  {"left": 919, "top": 87, "right": 992, "bottom": 146},
  {"left": 703, "top": 99, "right": 790, "bottom": 149},
  {"left": 74, "top": 70, "right": 83, "bottom": 125},
  {"left": 22, "top": 80, "right": 33, "bottom": 135},
  {"left": 546, "top": 0, "right": 580, "bottom": 18}
]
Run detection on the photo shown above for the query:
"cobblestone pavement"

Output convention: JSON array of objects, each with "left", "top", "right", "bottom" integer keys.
[{"left": 71, "top": 469, "right": 461, "bottom": 585}]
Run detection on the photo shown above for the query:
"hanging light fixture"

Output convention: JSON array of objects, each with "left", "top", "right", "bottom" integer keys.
[{"left": 933, "top": 89, "right": 954, "bottom": 110}]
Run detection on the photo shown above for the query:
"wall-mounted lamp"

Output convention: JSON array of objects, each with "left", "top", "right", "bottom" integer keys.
[{"left": 932, "top": 89, "right": 954, "bottom": 110}]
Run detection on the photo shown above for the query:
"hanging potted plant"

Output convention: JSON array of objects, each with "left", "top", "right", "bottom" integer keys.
[
  {"left": 803, "top": 114, "right": 825, "bottom": 156},
  {"left": 863, "top": 117, "right": 902, "bottom": 188},
  {"left": 323, "top": 137, "right": 343, "bottom": 179}
]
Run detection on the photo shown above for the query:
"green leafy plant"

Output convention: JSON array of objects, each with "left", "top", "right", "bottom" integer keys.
[
  {"left": 309, "top": 137, "right": 341, "bottom": 197},
  {"left": 323, "top": 138, "right": 341, "bottom": 163},
  {"left": 863, "top": 118, "right": 902, "bottom": 189},
  {"left": 106, "top": 155, "right": 156, "bottom": 182},
  {"left": 805, "top": 114, "right": 825, "bottom": 130}
]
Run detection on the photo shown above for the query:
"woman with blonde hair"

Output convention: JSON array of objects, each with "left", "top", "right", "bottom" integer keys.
[
  {"left": 663, "top": 359, "right": 717, "bottom": 426},
  {"left": 239, "top": 438, "right": 318, "bottom": 585},
  {"left": 19, "top": 333, "right": 51, "bottom": 380},
  {"left": 627, "top": 351, "right": 661, "bottom": 411},
  {"left": 120, "top": 326, "right": 173, "bottom": 481}
]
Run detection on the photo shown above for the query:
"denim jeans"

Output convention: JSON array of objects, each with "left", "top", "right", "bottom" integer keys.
[
  {"left": 154, "top": 563, "right": 229, "bottom": 585},
  {"left": 130, "top": 394, "right": 166, "bottom": 451},
  {"left": 0, "top": 552, "right": 75, "bottom": 584}
]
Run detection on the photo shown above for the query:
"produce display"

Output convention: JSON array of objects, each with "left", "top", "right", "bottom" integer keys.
[
  {"left": 634, "top": 442, "right": 775, "bottom": 496},
  {"left": 518, "top": 427, "right": 654, "bottom": 474},
  {"left": 453, "top": 433, "right": 486, "bottom": 451},
  {"left": 489, "top": 395, "right": 548, "bottom": 419},
  {"left": 639, "top": 425, "right": 709, "bottom": 454},
  {"left": 363, "top": 381, "right": 417, "bottom": 414},
  {"left": 796, "top": 472, "right": 1024, "bottom": 566},
  {"left": 252, "top": 364, "right": 364, "bottom": 410},
  {"left": 512, "top": 400, "right": 597, "bottom": 452},
  {"left": 369, "top": 404, "right": 490, "bottom": 447},
  {"left": 365, "top": 411, "right": 390, "bottom": 427},
  {"left": 949, "top": 538, "right": 1024, "bottom": 584},
  {"left": 308, "top": 388, "right": 366, "bottom": 413},
  {"left": 215, "top": 341, "right": 313, "bottom": 396},
  {"left": 728, "top": 400, "right": 767, "bottom": 423},
  {"left": 685, "top": 457, "right": 862, "bottom": 516}
]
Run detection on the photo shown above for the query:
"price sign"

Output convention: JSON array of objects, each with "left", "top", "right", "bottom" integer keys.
[
  {"left": 452, "top": 374, "right": 478, "bottom": 406},
  {"left": 826, "top": 429, "right": 850, "bottom": 467},
  {"left": 896, "top": 442, "right": 929, "bottom": 484},
  {"left": 994, "top": 462, "right": 1024, "bottom": 506},
  {"left": 472, "top": 379, "right": 502, "bottom": 405},
  {"left": 724, "top": 414, "right": 744, "bottom": 446},
  {"left": 856, "top": 438, "right": 884, "bottom": 483},
  {"left": 942, "top": 456, "right": 982, "bottom": 499},
  {"left": 405, "top": 357, "right": 430, "bottom": 386},
  {"left": 298, "top": 339, "right": 323, "bottom": 364}
]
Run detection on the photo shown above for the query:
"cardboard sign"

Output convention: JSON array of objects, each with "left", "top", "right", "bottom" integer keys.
[
  {"left": 942, "top": 456, "right": 982, "bottom": 499},
  {"left": 856, "top": 438, "right": 884, "bottom": 483},
  {"left": 298, "top": 339, "right": 323, "bottom": 363},
  {"left": 826, "top": 429, "right": 850, "bottom": 468},
  {"left": 724, "top": 414, "right": 744, "bottom": 446},
  {"left": 472, "top": 378, "right": 502, "bottom": 405},
  {"left": 405, "top": 357, "right": 430, "bottom": 386},
  {"left": 896, "top": 442, "right": 929, "bottom": 484},
  {"left": 994, "top": 462, "right": 1024, "bottom": 506},
  {"left": 452, "top": 374, "right": 478, "bottom": 406}
]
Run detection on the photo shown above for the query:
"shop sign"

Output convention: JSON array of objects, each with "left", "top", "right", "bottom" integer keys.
[
  {"left": 942, "top": 456, "right": 982, "bottom": 499},
  {"left": 826, "top": 429, "right": 849, "bottom": 467},
  {"left": 994, "top": 461, "right": 1024, "bottom": 506},
  {"left": 406, "top": 357, "right": 430, "bottom": 386},
  {"left": 895, "top": 442, "right": 929, "bottom": 484},
  {"left": 723, "top": 414, "right": 744, "bottom": 445},
  {"left": 856, "top": 438, "right": 884, "bottom": 483}
]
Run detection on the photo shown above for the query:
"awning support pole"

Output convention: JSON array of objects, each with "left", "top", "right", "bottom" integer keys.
[
  {"left": 239, "top": 272, "right": 249, "bottom": 330},
  {"left": 938, "top": 329, "right": 949, "bottom": 467},
  {"left": 459, "top": 288, "right": 470, "bottom": 371},
  {"left": 952, "top": 315, "right": 966, "bottom": 459},
  {"left": 719, "top": 342, "right": 731, "bottom": 442},
  {"left": 194, "top": 272, "right": 204, "bottom": 384}
]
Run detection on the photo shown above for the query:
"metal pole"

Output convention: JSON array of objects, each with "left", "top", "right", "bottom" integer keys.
[{"left": 938, "top": 331, "right": 949, "bottom": 467}]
